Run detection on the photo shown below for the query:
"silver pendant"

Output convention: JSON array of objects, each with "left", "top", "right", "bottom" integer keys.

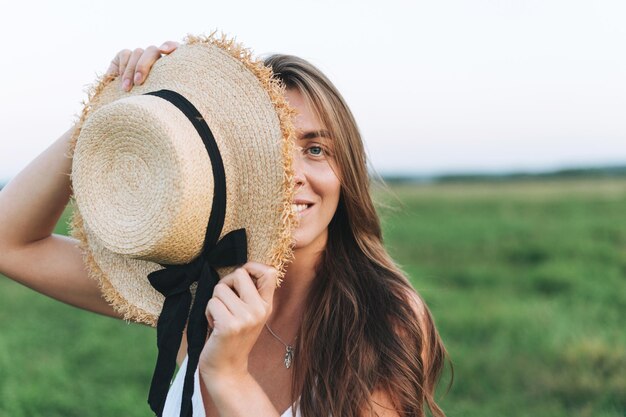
[{"left": 284, "top": 345, "right": 294, "bottom": 369}]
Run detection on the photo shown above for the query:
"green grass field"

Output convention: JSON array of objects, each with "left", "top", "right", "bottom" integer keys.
[{"left": 1, "top": 178, "right": 625, "bottom": 417}]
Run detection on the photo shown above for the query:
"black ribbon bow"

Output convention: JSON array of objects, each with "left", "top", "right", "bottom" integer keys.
[
  {"left": 147, "top": 228, "right": 247, "bottom": 416},
  {"left": 141, "top": 89, "right": 247, "bottom": 417}
]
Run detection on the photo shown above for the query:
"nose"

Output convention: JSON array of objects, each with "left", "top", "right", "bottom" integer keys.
[{"left": 292, "top": 145, "right": 306, "bottom": 188}]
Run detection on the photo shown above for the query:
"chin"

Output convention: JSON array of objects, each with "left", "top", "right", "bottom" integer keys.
[
  {"left": 292, "top": 227, "right": 328, "bottom": 251},
  {"left": 292, "top": 234, "right": 309, "bottom": 250}
]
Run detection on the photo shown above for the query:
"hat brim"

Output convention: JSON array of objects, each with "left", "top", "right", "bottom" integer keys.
[{"left": 67, "top": 33, "right": 298, "bottom": 327}]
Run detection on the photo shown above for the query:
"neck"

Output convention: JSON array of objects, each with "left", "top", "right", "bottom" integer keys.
[{"left": 268, "top": 229, "right": 327, "bottom": 334}]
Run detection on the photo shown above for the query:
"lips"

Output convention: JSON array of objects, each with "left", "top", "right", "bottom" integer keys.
[
  {"left": 292, "top": 197, "right": 314, "bottom": 214},
  {"left": 292, "top": 203, "right": 308, "bottom": 212},
  {"left": 292, "top": 203, "right": 312, "bottom": 214},
  {"left": 292, "top": 197, "right": 315, "bottom": 216}
]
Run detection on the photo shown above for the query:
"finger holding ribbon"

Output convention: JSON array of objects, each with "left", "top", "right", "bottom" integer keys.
[{"left": 199, "top": 261, "right": 279, "bottom": 383}]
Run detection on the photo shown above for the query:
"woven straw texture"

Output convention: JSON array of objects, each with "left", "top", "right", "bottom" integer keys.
[{"left": 67, "top": 33, "right": 298, "bottom": 326}]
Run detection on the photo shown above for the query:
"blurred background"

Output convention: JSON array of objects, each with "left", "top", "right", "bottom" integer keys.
[{"left": 0, "top": 1, "right": 625, "bottom": 416}]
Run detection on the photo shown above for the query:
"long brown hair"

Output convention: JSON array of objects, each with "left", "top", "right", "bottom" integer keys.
[{"left": 264, "top": 54, "right": 451, "bottom": 417}]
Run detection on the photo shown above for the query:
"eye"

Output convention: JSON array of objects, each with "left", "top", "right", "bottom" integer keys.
[{"left": 307, "top": 145, "right": 324, "bottom": 157}]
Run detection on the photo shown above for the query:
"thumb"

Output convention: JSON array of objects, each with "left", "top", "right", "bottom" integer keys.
[{"left": 242, "top": 262, "right": 279, "bottom": 304}]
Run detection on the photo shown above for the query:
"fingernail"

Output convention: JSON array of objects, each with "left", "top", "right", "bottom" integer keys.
[
  {"left": 122, "top": 79, "right": 131, "bottom": 91},
  {"left": 134, "top": 72, "right": 142, "bottom": 85},
  {"left": 159, "top": 42, "right": 170, "bottom": 51}
]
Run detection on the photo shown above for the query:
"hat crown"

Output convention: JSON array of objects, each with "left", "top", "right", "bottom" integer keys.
[{"left": 72, "top": 94, "right": 214, "bottom": 263}]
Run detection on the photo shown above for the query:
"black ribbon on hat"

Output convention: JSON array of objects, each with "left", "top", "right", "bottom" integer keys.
[{"left": 143, "top": 89, "right": 247, "bottom": 417}]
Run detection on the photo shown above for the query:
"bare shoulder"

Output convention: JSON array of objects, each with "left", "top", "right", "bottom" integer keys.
[
  {"left": 405, "top": 288, "right": 427, "bottom": 321},
  {"left": 396, "top": 287, "right": 433, "bottom": 365},
  {"left": 364, "top": 389, "right": 401, "bottom": 417},
  {"left": 393, "top": 287, "right": 429, "bottom": 336}
]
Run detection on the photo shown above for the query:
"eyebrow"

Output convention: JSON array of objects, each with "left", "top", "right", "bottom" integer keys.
[{"left": 298, "top": 129, "right": 332, "bottom": 140}]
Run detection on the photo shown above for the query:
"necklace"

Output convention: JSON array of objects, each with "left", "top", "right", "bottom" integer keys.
[{"left": 264, "top": 322, "right": 297, "bottom": 369}]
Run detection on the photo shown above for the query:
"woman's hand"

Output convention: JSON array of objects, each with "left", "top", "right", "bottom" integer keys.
[
  {"left": 106, "top": 41, "right": 180, "bottom": 92},
  {"left": 199, "top": 262, "right": 278, "bottom": 384}
]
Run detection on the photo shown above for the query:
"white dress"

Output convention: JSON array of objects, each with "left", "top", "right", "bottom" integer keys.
[{"left": 162, "top": 355, "right": 301, "bottom": 417}]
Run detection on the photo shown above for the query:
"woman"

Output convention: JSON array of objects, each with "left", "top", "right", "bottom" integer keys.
[{"left": 0, "top": 40, "right": 450, "bottom": 417}]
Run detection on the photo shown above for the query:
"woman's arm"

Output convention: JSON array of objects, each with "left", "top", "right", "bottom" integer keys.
[
  {"left": 198, "top": 263, "right": 282, "bottom": 417},
  {"left": 0, "top": 127, "right": 121, "bottom": 319},
  {"left": 0, "top": 41, "right": 180, "bottom": 320}
]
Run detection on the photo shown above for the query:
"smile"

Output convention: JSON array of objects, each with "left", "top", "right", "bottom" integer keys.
[{"left": 292, "top": 203, "right": 312, "bottom": 214}]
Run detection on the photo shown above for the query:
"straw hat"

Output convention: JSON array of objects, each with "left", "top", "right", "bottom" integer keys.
[
  {"left": 66, "top": 33, "right": 298, "bottom": 416},
  {"left": 68, "top": 33, "right": 297, "bottom": 325}
]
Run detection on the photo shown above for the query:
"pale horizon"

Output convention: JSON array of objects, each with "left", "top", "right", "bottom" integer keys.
[{"left": 1, "top": 0, "right": 624, "bottom": 183}]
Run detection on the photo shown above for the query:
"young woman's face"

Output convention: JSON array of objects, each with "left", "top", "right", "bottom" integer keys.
[{"left": 285, "top": 88, "right": 341, "bottom": 251}]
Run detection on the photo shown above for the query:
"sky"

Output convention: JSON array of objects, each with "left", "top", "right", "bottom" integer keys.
[{"left": 0, "top": 0, "right": 625, "bottom": 183}]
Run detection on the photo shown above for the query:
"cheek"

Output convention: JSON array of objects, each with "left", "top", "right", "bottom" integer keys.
[{"left": 310, "top": 164, "right": 341, "bottom": 207}]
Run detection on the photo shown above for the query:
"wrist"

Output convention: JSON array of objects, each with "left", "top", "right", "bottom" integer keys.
[{"left": 200, "top": 367, "right": 252, "bottom": 397}]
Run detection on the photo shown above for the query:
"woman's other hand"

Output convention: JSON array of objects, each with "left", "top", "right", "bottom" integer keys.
[
  {"left": 106, "top": 41, "right": 180, "bottom": 92},
  {"left": 199, "top": 262, "right": 279, "bottom": 384}
]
